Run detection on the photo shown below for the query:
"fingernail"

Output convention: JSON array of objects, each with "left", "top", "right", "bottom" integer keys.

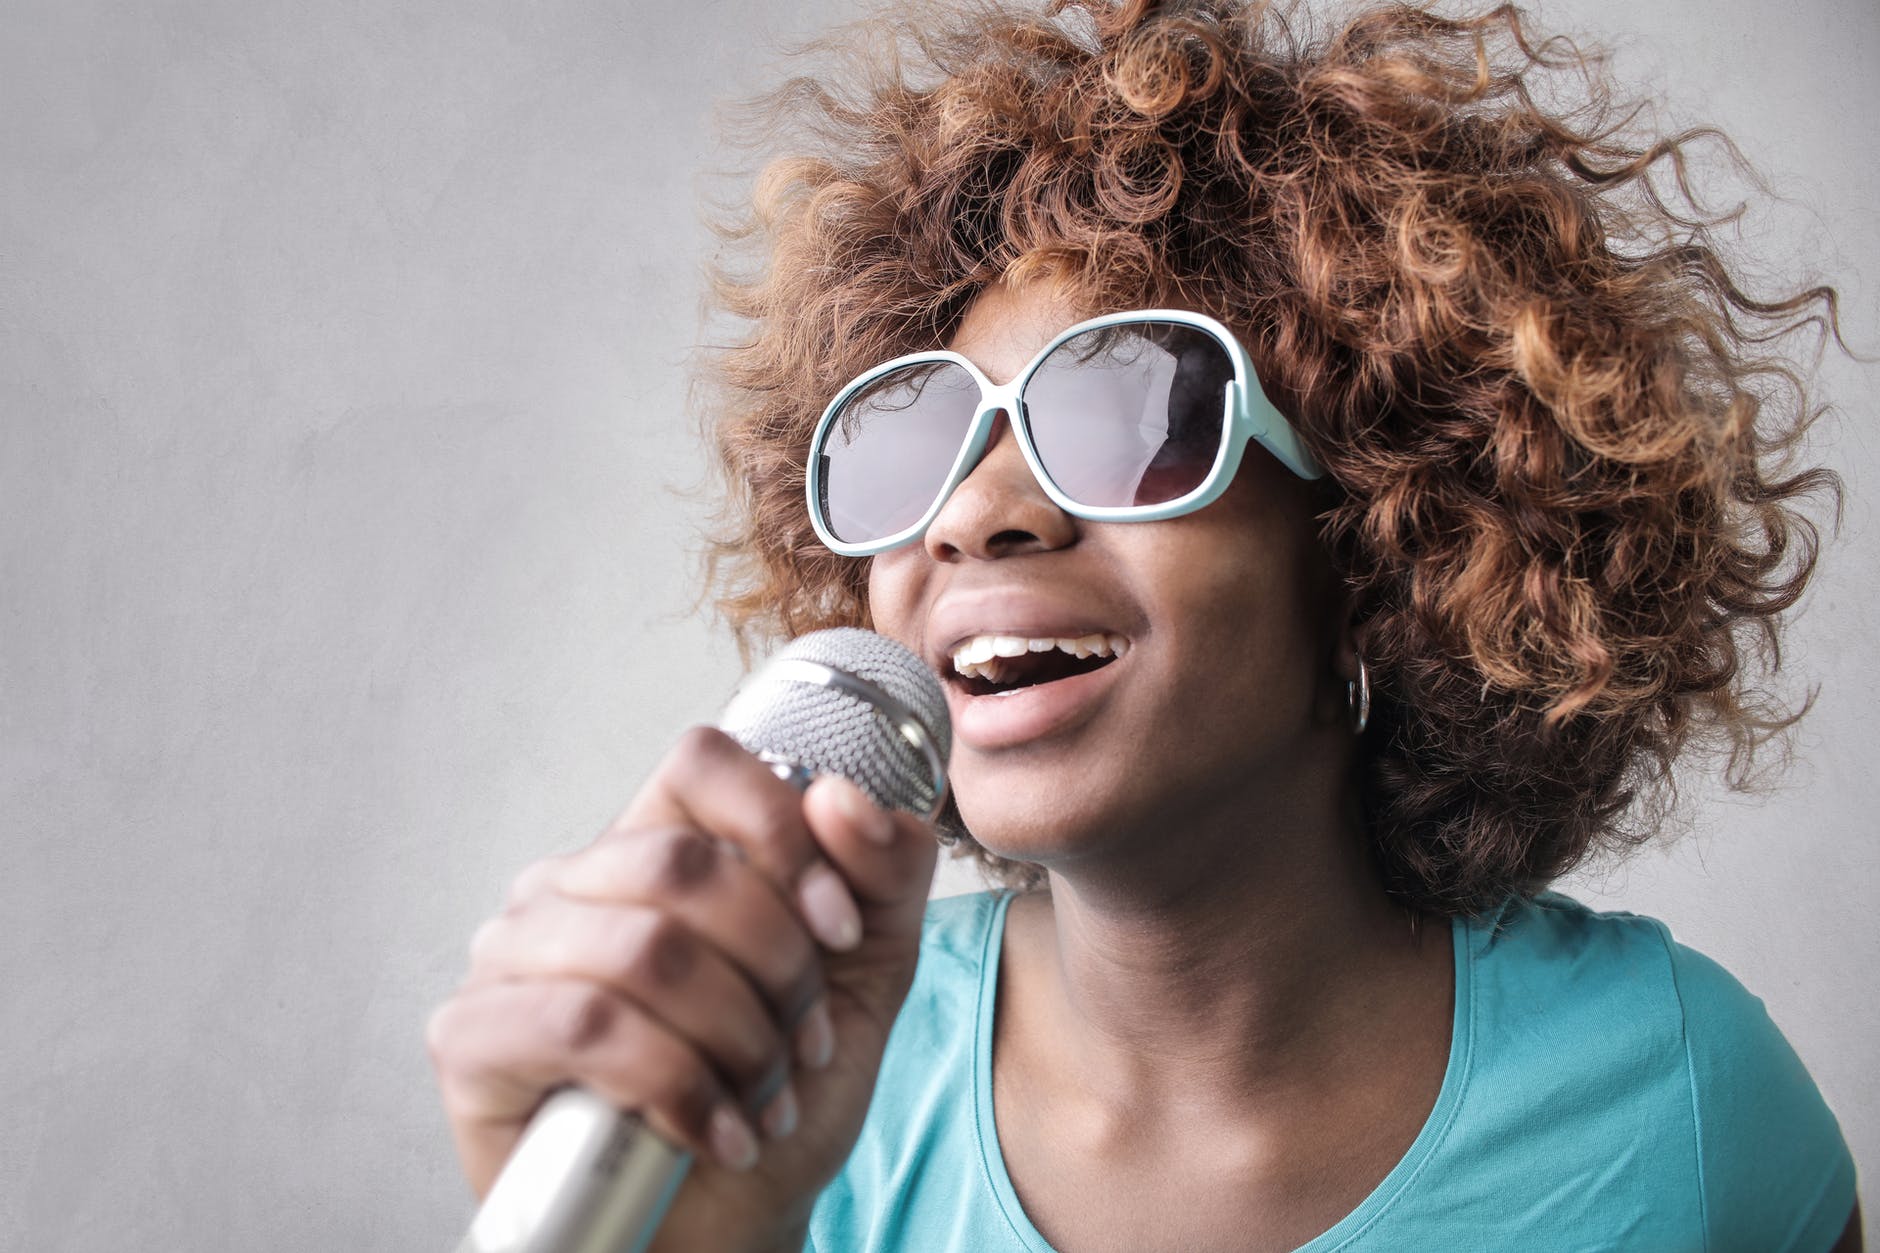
[
  {"left": 797, "top": 999, "right": 835, "bottom": 1070},
  {"left": 798, "top": 863, "right": 862, "bottom": 950},
  {"left": 836, "top": 778, "right": 895, "bottom": 846},
  {"left": 760, "top": 1083, "right": 798, "bottom": 1139},
  {"left": 709, "top": 1103, "right": 759, "bottom": 1171}
]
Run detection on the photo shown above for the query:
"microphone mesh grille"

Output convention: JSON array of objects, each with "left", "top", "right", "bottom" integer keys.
[{"left": 718, "top": 627, "right": 951, "bottom": 816}]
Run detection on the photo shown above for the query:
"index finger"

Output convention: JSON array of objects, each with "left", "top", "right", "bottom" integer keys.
[{"left": 616, "top": 725, "right": 864, "bottom": 953}]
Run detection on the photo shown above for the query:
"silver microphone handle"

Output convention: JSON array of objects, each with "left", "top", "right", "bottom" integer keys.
[{"left": 453, "top": 1088, "right": 690, "bottom": 1253}]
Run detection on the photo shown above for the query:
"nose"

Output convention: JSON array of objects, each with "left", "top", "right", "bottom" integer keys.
[{"left": 921, "top": 410, "right": 1077, "bottom": 562}]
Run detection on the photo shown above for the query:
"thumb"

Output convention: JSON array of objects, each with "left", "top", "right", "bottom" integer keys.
[{"left": 800, "top": 775, "right": 937, "bottom": 950}]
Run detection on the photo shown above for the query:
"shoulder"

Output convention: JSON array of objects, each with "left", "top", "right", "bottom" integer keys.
[
  {"left": 917, "top": 886, "right": 1008, "bottom": 954},
  {"left": 809, "top": 890, "right": 1014, "bottom": 1249},
  {"left": 1644, "top": 908, "right": 1858, "bottom": 1251},
  {"left": 1460, "top": 892, "right": 1856, "bottom": 1251},
  {"left": 1473, "top": 892, "right": 1837, "bottom": 1092},
  {"left": 896, "top": 888, "right": 1005, "bottom": 1029},
  {"left": 851, "top": 890, "right": 1004, "bottom": 1079}
]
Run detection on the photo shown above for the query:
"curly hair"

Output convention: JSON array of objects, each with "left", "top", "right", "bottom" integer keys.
[{"left": 696, "top": 0, "right": 1842, "bottom": 914}]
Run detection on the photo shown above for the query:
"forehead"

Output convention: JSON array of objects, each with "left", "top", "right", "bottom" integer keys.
[{"left": 945, "top": 280, "right": 1093, "bottom": 386}]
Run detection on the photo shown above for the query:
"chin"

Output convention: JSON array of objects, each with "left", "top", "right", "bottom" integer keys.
[{"left": 949, "top": 785, "right": 1118, "bottom": 869}]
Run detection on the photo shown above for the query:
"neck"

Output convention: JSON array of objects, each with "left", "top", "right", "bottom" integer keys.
[{"left": 1010, "top": 748, "right": 1442, "bottom": 1119}]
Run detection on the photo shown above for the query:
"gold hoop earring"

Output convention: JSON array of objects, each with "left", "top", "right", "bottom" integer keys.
[{"left": 1346, "top": 656, "right": 1370, "bottom": 735}]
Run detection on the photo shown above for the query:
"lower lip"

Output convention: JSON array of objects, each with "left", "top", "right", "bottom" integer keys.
[{"left": 947, "top": 656, "right": 1124, "bottom": 751}]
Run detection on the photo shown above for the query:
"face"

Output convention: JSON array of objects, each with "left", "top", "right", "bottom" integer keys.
[{"left": 864, "top": 279, "right": 1348, "bottom": 869}]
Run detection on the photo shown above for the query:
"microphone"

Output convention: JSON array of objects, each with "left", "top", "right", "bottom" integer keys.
[{"left": 452, "top": 627, "right": 951, "bottom": 1253}]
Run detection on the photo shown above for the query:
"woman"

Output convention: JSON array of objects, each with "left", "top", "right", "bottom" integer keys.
[{"left": 427, "top": 1, "right": 1861, "bottom": 1248}]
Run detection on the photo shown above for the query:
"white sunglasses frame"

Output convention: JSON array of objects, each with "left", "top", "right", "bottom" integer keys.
[{"left": 804, "top": 307, "right": 1323, "bottom": 557}]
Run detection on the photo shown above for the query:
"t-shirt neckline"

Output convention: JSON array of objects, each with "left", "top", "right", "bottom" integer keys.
[{"left": 969, "top": 890, "right": 1476, "bottom": 1253}]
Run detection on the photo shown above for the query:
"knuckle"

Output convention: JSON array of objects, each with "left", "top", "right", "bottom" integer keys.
[
  {"left": 780, "top": 967, "right": 824, "bottom": 1025},
  {"left": 588, "top": 1028, "right": 719, "bottom": 1146},
  {"left": 742, "top": 798, "right": 802, "bottom": 863},
  {"left": 770, "top": 934, "right": 825, "bottom": 1021},
  {"left": 423, "top": 1001, "right": 459, "bottom": 1071},
  {"left": 732, "top": 1042, "right": 789, "bottom": 1102},
  {"left": 545, "top": 986, "right": 616, "bottom": 1054},
  {"left": 674, "top": 1072, "right": 722, "bottom": 1145},
  {"left": 655, "top": 826, "right": 721, "bottom": 893},
  {"left": 504, "top": 857, "right": 560, "bottom": 911},
  {"left": 715, "top": 1004, "right": 785, "bottom": 1088},
  {"left": 748, "top": 943, "right": 819, "bottom": 1023},
  {"left": 622, "top": 912, "right": 696, "bottom": 990},
  {"left": 719, "top": 914, "right": 804, "bottom": 1002},
  {"left": 467, "top": 915, "right": 509, "bottom": 969},
  {"left": 670, "top": 724, "right": 739, "bottom": 771},
  {"left": 774, "top": 925, "right": 819, "bottom": 990},
  {"left": 653, "top": 1056, "right": 722, "bottom": 1143},
  {"left": 591, "top": 817, "right": 647, "bottom": 852}
]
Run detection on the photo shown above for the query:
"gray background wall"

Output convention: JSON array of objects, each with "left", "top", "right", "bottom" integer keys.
[{"left": 3, "top": 0, "right": 1873, "bottom": 1248}]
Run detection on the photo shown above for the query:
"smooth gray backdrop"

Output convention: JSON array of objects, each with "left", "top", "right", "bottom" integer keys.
[{"left": 4, "top": 0, "right": 1874, "bottom": 1248}]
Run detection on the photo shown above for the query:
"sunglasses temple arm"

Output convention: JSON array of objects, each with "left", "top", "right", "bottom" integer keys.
[{"left": 1240, "top": 381, "right": 1325, "bottom": 480}]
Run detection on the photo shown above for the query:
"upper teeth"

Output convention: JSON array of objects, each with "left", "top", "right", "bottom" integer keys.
[{"left": 949, "top": 633, "right": 1129, "bottom": 681}]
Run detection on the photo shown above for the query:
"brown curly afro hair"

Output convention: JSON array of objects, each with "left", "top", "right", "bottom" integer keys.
[{"left": 695, "top": 0, "right": 1842, "bottom": 915}]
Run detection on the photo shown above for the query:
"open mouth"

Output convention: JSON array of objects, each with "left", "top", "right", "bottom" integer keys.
[{"left": 947, "top": 633, "right": 1128, "bottom": 698}]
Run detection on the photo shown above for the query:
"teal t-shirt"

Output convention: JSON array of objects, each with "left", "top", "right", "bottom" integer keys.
[{"left": 808, "top": 890, "right": 1856, "bottom": 1251}]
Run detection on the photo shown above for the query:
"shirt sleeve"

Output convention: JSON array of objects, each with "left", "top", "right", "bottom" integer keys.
[{"left": 1655, "top": 926, "right": 1858, "bottom": 1253}]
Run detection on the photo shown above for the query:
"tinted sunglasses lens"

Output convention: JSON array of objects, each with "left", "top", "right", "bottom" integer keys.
[
  {"left": 1023, "top": 321, "right": 1234, "bottom": 508},
  {"left": 816, "top": 360, "right": 980, "bottom": 545}
]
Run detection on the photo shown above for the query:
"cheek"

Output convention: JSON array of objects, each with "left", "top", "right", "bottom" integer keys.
[
  {"left": 1146, "top": 520, "right": 1329, "bottom": 716},
  {"left": 863, "top": 553, "right": 922, "bottom": 651}
]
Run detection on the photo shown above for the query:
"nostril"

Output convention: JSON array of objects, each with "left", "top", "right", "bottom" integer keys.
[{"left": 985, "top": 526, "right": 1048, "bottom": 556}]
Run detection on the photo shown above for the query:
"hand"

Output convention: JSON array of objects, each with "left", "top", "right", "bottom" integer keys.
[{"left": 426, "top": 726, "right": 939, "bottom": 1251}]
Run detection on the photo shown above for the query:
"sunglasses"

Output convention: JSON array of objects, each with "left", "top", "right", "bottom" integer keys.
[{"left": 804, "top": 308, "right": 1323, "bottom": 556}]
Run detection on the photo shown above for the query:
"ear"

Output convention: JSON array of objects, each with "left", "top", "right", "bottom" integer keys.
[{"left": 1330, "top": 585, "right": 1367, "bottom": 684}]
